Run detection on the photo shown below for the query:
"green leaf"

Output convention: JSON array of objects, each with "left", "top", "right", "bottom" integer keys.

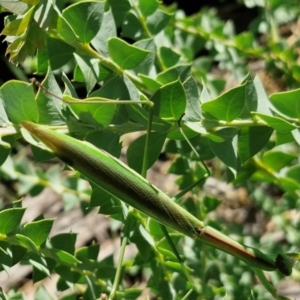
[
  {"left": 193, "top": 57, "right": 213, "bottom": 79},
  {"left": 27, "top": 252, "right": 51, "bottom": 279},
  {"left": 0, "top": 81, "right": 38, "bottom": 123},
  {"left": 36, "top": 68, "right": 65, "bottom": 125},
  {"left": 209, "top": 136, "right": 239, "bottom": 177},
  {"left": 0, "top": 141, "right": 10, "bottom": 166},
  {"left": 202, "top": 83, "right": 246, "bottom": 122},
  {"left": 234, "top": 31, "right": 255, "bottom": 49},
  {"left": 238, "top": 126, "right": 274, "bottom": 162},
  {"left": 0, "top": 208, "right": 26, "bottom": 234},
  {"left": 5, "top": 35, "right": 34, "bottom": 65},
  {"left": 16, "top": 234, "right": 39, "bottom": 252},
  {"left": 0, "top": 155, "right": 17, "bottom": 180},
  {"left": 56, "top": 276, "right": 71, "bottom": 292},
  {"left": 64, "top": 95, "right": 116, "bottom": 128},
  {"left": 24, "top": 219, "right": 54, "bottom": 247},
  {"left": 0, "top": 0, "right": 29, "bottom": 14},
  {"left": 131, "top": 224, "right": 155, "bottom": 263},
  {"left": 183, "top": 76, "right": 202, "bottom": 121},
  {"left": 0, "top": 242, "right": 12, "bottom": 270},
  {"left": 90, "top": 75, "right": 130, "bottom": 100},
  {"left": 2, "top": 7, "right": 37, "bottom": 64},
  {"left": 123, "top": 210, "right": 137, "bottom": 239},
  {"left": 84, "top": 131, "right": 121, "bottom": 157},
  {"left": 159, "top": 46, "right": 181, "bottom": 68},
  {"left": 74, "top": 54, "right": 100, "bottom": 95},
  {"left": 239, "top": 76, "right": 258, "bottom": 118},
  {"left": 124, "top": 288, "right": 142, "bottom": 299},
  {"left": 56, "top": 14, "right": 77, "bottom": 44},
  {"left": 0, "top": 95, "right": 9, "bottom": 125},
  {"left": 26, "top": 20, "right": 45, "bottom": 50},
  {"left": 269, "top": 88, "right": 300, "bottom": 119},
  {"left": 279, "top": 177, "right": 299, "bottom": 192},
  {"left": 200, "top": 81, "right": 213, "bottom": 103},
  {"left": 138, "top": 74, "right": 161, "bottom": 93},
  {"left": 32, "top": 0, "right": 52, "bottom": 30},
  {"left": 55, "top": 265, "right": 76, "bottom": 284},
  {"left": 127, "top": 131, "right": 167, "bottom": 173},
  {"left": 276, "top": 131, "right": 294, "bottom": 145},
  {"left": 168, "top": 156, "right": 189, "bottom": 175},
  {"left": 156, "top": 64, "right": 191, "bottom": 85},
  {"left": 91, "top": 9, "right": 116, "bottom": 57},
  {"left": 151, "top": 80, "right": 186, "bottom": 120},
  {"left": 76, "top": 244, "right": 100, "bottom": 260},
  {"left": 62, "top": 191, "right": 80, "bottom": 212},
  {"left": 108, "top": 0, "right": 131, "bottom": 27},
  {"left": 254, "top": 113, "right": 298, "bottom": 133},
  {"left": 11, "top": 244, "right": 27, "bottom": 265},
  {"left": 146, "top": 7, "right": 172, "bottom": 34},
  {"left": 203, "top": 195, "right": 222, "bottom": 213},
  {"left": 96, "top": 264, "right": 116, "bottom": 280},
  {"left": 108, "top": 37, "right": 150, "bottom": 69},
  {"left": 37, "top": 46, "right": 49, "bottom": 74},
  {"left": 165, "top": 261, "right": 186, "bottom": 273},
  {"left": 122, "top": 11, "right": 143, "bottom": 40},
  {"left": 209, "top": 127, "right": 238, "bottom": 142},
  {"left": 31, "top": 145, "right": 56, "bottom": 162},
  {"left": 57, "top": 292, "right": 78, "bottom": 300},
  {"left": 50, "top": 233, "right": 77, "bottom": 254},
  {"left": 157, "top": 247, "right": 178, "bottom": 261},
  {"left": 254, "top": 75, "right": 272, "bottom": 117},
  {"left": 90, "top": 184, "right": 124, "bottom": 221},
  {"left": 36, "top": 286, "right": 59, "bottom": 300},
  {"left": 263, "top": 151, "right": 296, "bottom": 172},
  {"left": 46, "top": 36, "right": 75, "bottom": 70},
  {"left": 123, "top": 73, "right": 140, "bottom": 100},
  {"left": 286, "top": 165, "right": 300, "bottom": 184},
  {"left": 21, "top": 125, "right": 49, "bottom": 153},
  {"left": 148, "top": 272, "right": 173, "bottom": 299},
  {"left": 62, "top": 72, "right": 78, "bottom": 98},
  {"left": 2, "top": 18, "right": 25, "bottom": 36},
  {"left": 23, "top": 0, "right": 39, "bottom": 6},
  {"left": 62, "top": 1, "right": 105, "bottom": 43},
  {"left": 51, "top": 249, "right": 80, "bottom": 265},
  {"left": 133, "top": 38, "right": 155, "bottom": 76},
  {"left": 292, "top": 129, "right": 300, "bottom": 146},
  {"left": 12, "top": 199, "right": 23, "bottom": 209},
  {"left": 70, "top": 66, "right": 84, "bottom": 82},
  {"left": 33, "top": 257, "right": 56, "bottom": 283},
  {"left": 139, "top": 0, "right": 159, "bottom": 16},
  {"left": 18, "top": 174, "right": 38, "bottom": 196}
]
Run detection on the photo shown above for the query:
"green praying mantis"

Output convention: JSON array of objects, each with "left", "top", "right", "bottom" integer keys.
[
  {"left": 21, "top": 120, "right": 298, "bottom": 299},
  {"left": 0, "top": 76, "right": 291, "bottom": 299}
]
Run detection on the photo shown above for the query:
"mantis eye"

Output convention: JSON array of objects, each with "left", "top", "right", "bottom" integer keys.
[{"left": 275, "top": 253, "right": 293, "bottom": 276}]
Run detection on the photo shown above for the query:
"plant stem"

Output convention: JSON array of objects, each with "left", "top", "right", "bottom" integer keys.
[
  {"left": 141, "top": 102, "right": 154, "bottom": 178},
  {"left": 109, "top": 236, "right": 128, "bottom": 300},
  {"left": 181, "top": 288, "right": 194, "bottom": 300},
  {"left": 159, "top": 224, "right": 195, "bottom": 287}
]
